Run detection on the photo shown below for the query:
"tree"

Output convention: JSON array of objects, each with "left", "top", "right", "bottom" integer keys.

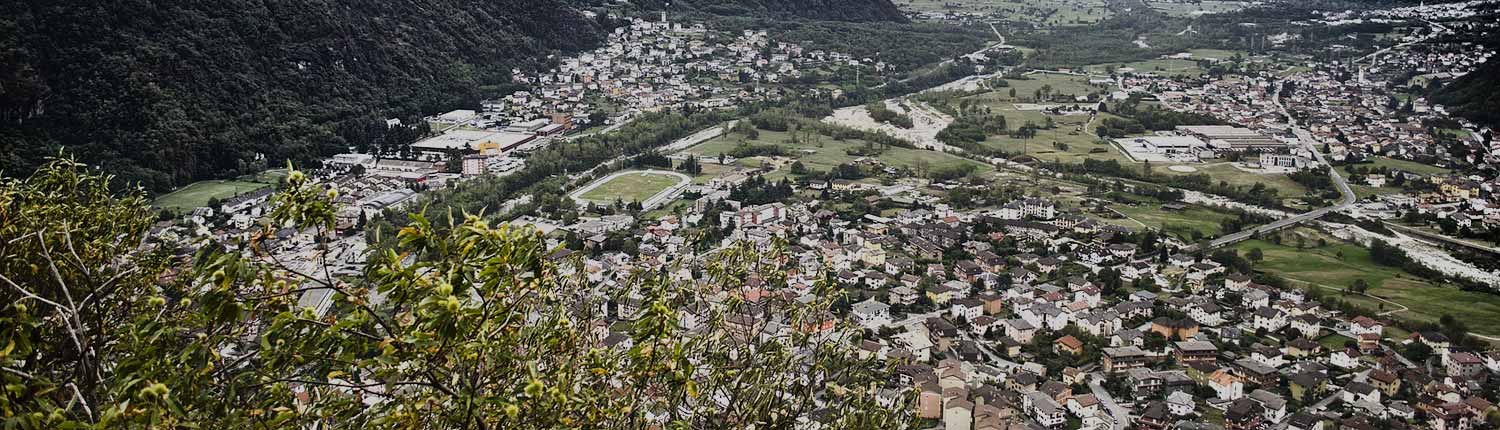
[
  {"left": 0, "top": 160, "right": 913, "bottom": 429},
  {"left": 1246, "top": 247, "right": 1264, "bottom": 263},
  {"left": 1350, "top": 278, "right": 1370, "bottom": 295}
]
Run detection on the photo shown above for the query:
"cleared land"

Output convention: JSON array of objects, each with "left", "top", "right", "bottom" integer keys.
[
  {"left": 576, "top": 171, "right": 685, "bottom": 205},
  {"left": 1235, "top": 231, "right": 1500, "bottom": 336},
  {"left": 154, "top": 180, "right": 273, "bottom": 212}
]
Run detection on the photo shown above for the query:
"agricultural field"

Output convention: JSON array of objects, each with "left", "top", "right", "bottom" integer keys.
[
  {"left": 1108, "top": 202, "right": 1241, "bottom": 240},
  {"left": 1085, "top": 58, "right": 1204, "bottom": 77},
  {"left": 900, "top": 0, "right": 1112, "bottom": 26},
  {"left": 1153, "top": 163, "right": 1308, "bottom": 202},
  {"left": 153, "top": 179, "right": 274, "bottom": 213},
  {"left": 576, "top": 171, "right": 686, "bottom": 205},
  {"left": 677, "top": 126, "right": 991, "bottom": 179},
  {"left": 1235, "top": 230, "right": 1500, "bottom": 336},
  {"left": 1363, "top": 156, "right": 1451, "bottom": 175}
]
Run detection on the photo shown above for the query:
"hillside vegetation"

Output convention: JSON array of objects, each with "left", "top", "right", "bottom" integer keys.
[
  {"left": 1434, "top": 58, "right": 1500, "bottom": 130},
  {"left": 0, "top": 0, "right": 604, "bottom": 191}
]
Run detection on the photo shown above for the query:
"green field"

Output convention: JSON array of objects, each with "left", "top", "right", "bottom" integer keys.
[
  {"left": 1109, "top": 203, "right": 1240, "bottom": 240},
  {"left": 679, "top": 127, "right": 990, "bottom": 180},
  {"left": 1147, "top": 0, "right": 1247, "bottom": 17},
  {"left": 905, "top": 0, "right": 1112, "bottom": 26},
  {"left": 153, "top": 180, "right": 273, "bottom": 212},
  {"left": 577, "top": 171, "right": 684, "bottom": 205},
  {"left": 1364, "top": 157, "right": 1451, "bottom": 176},
  {"left": 1155, "top": 163, "right": 1308, "bottom": 203},
  {"left": 1087, "top": 58, "right": 1204, "bottom": 77},
  {"left": 1235, "top": 232, "right": 1500, "bottom": 336}
]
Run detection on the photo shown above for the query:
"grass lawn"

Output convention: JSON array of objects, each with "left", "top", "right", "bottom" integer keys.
[
  {"left": 1363, "top": 156, "right": 1451, "bottom": 175},
  {"left": 1352, "top": 185, "right": 1403, "bottom": 201},
  {"left": 679, "top": 127, "right": 990, "bottom": 179},
  {"left": 577, "top": 171, "right": 683, "bottom": 205},
  {"left": 153, "top": 180, "right": 273, "bottom": 212},
  {"left": 1319, "top": 334, "right": 1355, "bottom": 350},
  {"left": 1109, "top": 203, "right": 1239, "bottom": 240},
  {"left": 1235, "top": 233, "right": 1500, "bottom": 336}
]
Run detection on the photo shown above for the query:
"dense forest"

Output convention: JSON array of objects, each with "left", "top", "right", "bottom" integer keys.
[{"left": 0, "top": 0, "right": 607, "bottom": 192}]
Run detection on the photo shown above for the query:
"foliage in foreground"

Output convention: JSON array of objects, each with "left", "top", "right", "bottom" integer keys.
[{"left": 0, "top": 159, "right": 911, "bottom": 429}]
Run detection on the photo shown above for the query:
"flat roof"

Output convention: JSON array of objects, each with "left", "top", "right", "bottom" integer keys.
[{"left": 411, "top": 131, "right": 534, "bottom": 151}]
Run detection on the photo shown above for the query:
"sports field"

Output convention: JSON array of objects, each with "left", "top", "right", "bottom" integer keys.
[
  {"left": 576, "top": 171, "right": 685, "bottom": 205},
  {"left": 1235, "top": 231, "right": 1500, "bottom": 336},
  {"left": 153, "top": 180, "right": 272, "bottom": 212}
]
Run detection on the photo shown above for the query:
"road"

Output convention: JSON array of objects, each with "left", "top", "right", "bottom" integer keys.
[
  {"left": 1087, "top": 373, "right": 1131, "bottom": 430},
  {"left": 1198, "top": 80, "right": 1356, "bottom": 250}
]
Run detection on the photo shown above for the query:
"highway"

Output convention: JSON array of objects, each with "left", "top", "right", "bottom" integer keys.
[{"left": 1199, "top": 81, "right": 1356, "bottom": 250}]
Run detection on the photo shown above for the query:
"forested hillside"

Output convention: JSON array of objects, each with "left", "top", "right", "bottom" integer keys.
[
  {"left": 1435, "top": 58, "right": 1500, "bottom": 130},
  {"left": 0, "top": 0, "right": 604, "bottom": 191},
  {"left": 617, "top": 0, "right": 908, "bottom": 23}
]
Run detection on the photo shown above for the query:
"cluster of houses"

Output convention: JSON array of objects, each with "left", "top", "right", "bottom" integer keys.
[{"left": 488, "top": 14, "right": 868, "bottom": 129}]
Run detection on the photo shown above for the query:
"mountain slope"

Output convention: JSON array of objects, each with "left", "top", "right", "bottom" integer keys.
[
  {"left": 1434, "top": 58, "right": 1500, "bottom": 130},
  {"left": 0, "top": 0, "right": 603, "bottom": 191}
]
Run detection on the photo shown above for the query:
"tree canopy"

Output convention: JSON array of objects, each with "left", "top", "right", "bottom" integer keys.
[{"left": 0, "top": 159, "right": 911, "bottom": 429}]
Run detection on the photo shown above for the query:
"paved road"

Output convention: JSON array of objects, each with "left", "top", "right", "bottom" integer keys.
[{"left": 1087, "top": 373, "right": 1131, "bottom": 430}]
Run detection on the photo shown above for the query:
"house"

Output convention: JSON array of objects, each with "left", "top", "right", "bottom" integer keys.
[
  {"left": 1151, "top": 317, "right": 1200, "bottom": 340},
  {"left": 1447, "top": 351, "right": 1485, "bottom": 378},
  {"left": 1026, "top": 391, "right": 1066, "bottom": 428},
  {"left": 1330, "top": 348, "right": 1362, "bottom": 370},
  {"left": 1208, "top": 369, "right": 1244, "bottom": 400},
  {"left": 1103, "top": 346, "right": 1150, "bottom": 373},
  {"left": 1248, "top": 389, "right": 1288, "bottom": 423},
  {"left": 1368, "top": 369, "right": 1400, "bottom": 397},
  {"left": 1252, "top": 307, "right": 1287, "bottom": 332},
  {"left": 851, "top": 298, "right": 892, "bottom": 329},
  {"left": 1004, "top": 319, "right": 1037, "bottom": 344},
  {"left": 1066, "top": 393, "right": 1100, "bottom": 418},
  {"left": 951, "top": 298, "right": 985, "bottom": 323},
  {"left": 1137, "top": 401, "right": 1171, "bottom": 430},
  {"left": 1174, "top": 341, "right": 1218, "bottom": 366},
  {"left": 1224, "top": 398, "right": 1265, "bottom": 430},
  {"left": 1166, "top": 391, "right": 1195, "bottom": 416},
  {"left": 1342, "top": 381, "right": 1380, "bottom": 404},
  {"left": 944, "top": 399, "right": 973, "bottom": 430},
  {"left": 1055, "top": 335, "right": 1085, "bottom": 356},
  {"left": 1349, "top": 316, "right": 1383, "bottom": 337}
]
